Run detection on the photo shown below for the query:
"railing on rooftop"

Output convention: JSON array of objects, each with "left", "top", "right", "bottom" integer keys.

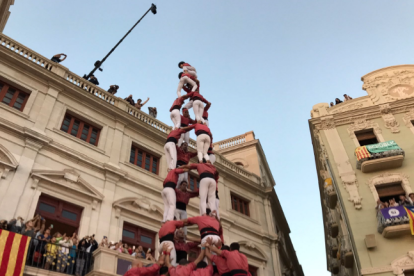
[{"left": 0, "top": 33, "right": 263, "bottom": 186}]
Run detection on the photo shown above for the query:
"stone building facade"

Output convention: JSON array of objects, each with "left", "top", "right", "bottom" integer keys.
[
  {"left": 0, "top": 23, "right": 303, "bottom": 276},
  {"left": 310, "top": 65, "right": 414, "bottom": 276}
]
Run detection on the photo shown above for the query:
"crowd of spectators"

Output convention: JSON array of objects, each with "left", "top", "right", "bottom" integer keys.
[
  {"left": 330, "top": 94, "right": 353, "bottom": 107},
  {"left": 99, "top": 237, "right": 156, "bottom": 262},
  {"left": 376, "top": 193, "right": 414, "bottom": 211}
]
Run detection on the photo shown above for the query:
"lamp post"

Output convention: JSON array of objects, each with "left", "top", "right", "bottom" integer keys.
[{"left": 83, "top": 3, "right": 157, "bottom": 80}]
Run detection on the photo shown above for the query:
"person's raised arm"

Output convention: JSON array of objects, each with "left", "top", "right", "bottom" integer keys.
[
  {"left": 180, "top": 124, "right": 196, "bottom": 132},
  {"left": 186, "top": 78, "right": 198, "bottom": 92},
  {"left": 209, "top": 245, "right": 223, "bottom": 256},
  {"left": 60, "top": 54, "right": 67, "bottom": 61},
  {"left": 165, "top": 245, "right": 172, "bottom": 268},
  {"left": 177, "top": 164, "right": 192, "bottom": 170},
  {"left": 193, "top": 245, "right": 205, "bottom": 266},
  {"left": 142, "top": 97, "right": 150, "bottom": 106},
  {"left": 177, "top": 78, "right": 186, "bottom": 98},
  {"left": 204, "top": 102, "right": 211, "bottom": 112}
]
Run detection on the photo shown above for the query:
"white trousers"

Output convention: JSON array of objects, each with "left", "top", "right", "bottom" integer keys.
[
  {"left": 193, "top": 100, "right": 205, "bottom": 122},
  {"left": 196, "top": 134, "right": 211, "bottom": 162},
  {"left": 177, "top": 172, "right": 188, "bottom": 188},
  {"left": 164, "top": 142, "right": 177, "bottom": 170},
  {"left": 170, "top": 110, "right": 181, "bottom": 129},
  {"left": 178, "top": 132, "right": 190, "bottom": 147},
  {"left": 201, "top": 234, "right": 221, "bottom": 263},
  {"left": 183, "top": 100, "right": 193, "bottom": 110},
  {"left": 209, "top": 154, "right": 216, "bottom": 165},
  {"left": 174, "top": 209, "right": 188, "bottom": 235},
  {"left": 161, "top": 188, "right": 176, "bottom": 222},
  {"left": 204, "top": 119, "right": 209, "bottom": 127},
  {"left": 159, "top": 241, "right": 177, "bottom": 267},
  {"left": 199, "top": 177, "right": 216, "bottom": 215}
]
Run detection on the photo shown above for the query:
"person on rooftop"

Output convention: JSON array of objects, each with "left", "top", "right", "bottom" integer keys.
[
  {"left": 344, "top": 94, "right": 353, "bottom": 101},
  {"left": 335, "top": 98, "right": 343, "bottom": 105},
  {"left": 51, "top": 53, "right": 67, "bottom": 63},
  {"left": 148, "top": 107, "right": 157, "bottom": 118},
  {"left": 124, "top": 95, "right": 135, "bottom": 106},
  {"left": 88, "top": 75, "right": 99, "bottom": 86},
  {"left": 107, "top": 85, "right": 119, "bottom": 95},
  {"left": 135, "top": 98, "right": 150, "bottom": 110}
]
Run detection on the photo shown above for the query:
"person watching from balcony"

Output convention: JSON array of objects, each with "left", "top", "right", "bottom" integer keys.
[
  {"left": 335, "top": 98, "right": 343, "bottom": 105},
  {"left": 51, "top": 53, "right": 67, "bottom": 63},
  {"left": 123, "top": 244, "right": 166, "bottom": 276},
  {"left": 148, "top": 107, "right": 157, "bottom": 118},
  {"left": 330, "top": 102, "right": 334, "bottom": 107},
  {"left": 135, "top": 98, "right": 150, "bottom": 110},
  {"left": 44, "top": 236, "right": 58, "bottom": 270},
  {"left": 389, "top": 198, "right": 399, "bottom": 207},
  {"left": 409, "top": 193, "right": 414, "bottom": 205},
  {"left": 76, "top": 236, "right": 91, "bottom": 276},
  {"left": 88, "top": 75, "right": 99, "bottom": 86},
  {"left": 344, "top": 94, "right": 353, "bottom": 101},
  {"left": 128, "top": 245, "right": 133, "bottom": 255},
  {"left": 398, "top": 195, "right": 411, "bottom": 206},
  {"left": 7, "top": 216, "right": 24, "bottom": 233},
  {"left": 68, "top": 236, "right": 78, "bottom": 274},
  {"left": 58, "top": 234, "right": 73, "bottom": 272},
  {"left": 0, "top": 220, "right": 7, "bottom": 230},
  {"left": 146, "top": 249, "right": 155, "bottom": 262},
  {"left": 132, "top": 245, "right": 146, "bottom": 258},
  {"left": 124, "top": 95, "right": 135, "bottom": 106},
  {"left": 107, "top": 85, "right": 119, "bottom": 95}
]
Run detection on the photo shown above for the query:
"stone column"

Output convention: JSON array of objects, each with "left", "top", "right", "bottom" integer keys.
[
  {"left": 270, "top": 242, "right": 283, "bottom": 276},
  {"left": 96, "top": 171, "right": 119, "bottom": 239},
  {"left": 33, "top": 84, "right": 60, "bottom": 133},
  {"left": 0, "top": 138, "right": 43, "bottom": 219},
  {"left": 108, "top": 121, "right": 125, "bottom": 167},
  {"left": 263, "top": 197, "right": 275, "bottom": 234}
]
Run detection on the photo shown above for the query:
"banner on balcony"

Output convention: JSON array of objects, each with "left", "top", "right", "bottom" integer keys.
[
  {"left": 366, "top": 140, "right": 401, "bottom": 153},
  {"left": 380, "top": 206, "right": 407, "bottom": 219},
  {"left": 404, "top": 206, "right": 414, "bottom": 235},
  {"left": 0, "top": 229, "right": 31, "bottom": 276}
]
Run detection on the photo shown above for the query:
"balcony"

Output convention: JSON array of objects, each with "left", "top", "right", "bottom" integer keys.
[
  {"left": 355, "top": 140, "right": 404, "bottom": 173},
  {"left": 324, "top": 179, "right": 337, "bottom": 209},
  {"left": 329, "top": 257, "right": 340, "bottom": 275},
  {"left": 377, "top": 208, "right": 411, "bottom": 238}
]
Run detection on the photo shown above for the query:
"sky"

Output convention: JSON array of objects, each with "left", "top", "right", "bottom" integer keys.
[{"left": 4, "top": 1, "right": 414, "bottom": 275}]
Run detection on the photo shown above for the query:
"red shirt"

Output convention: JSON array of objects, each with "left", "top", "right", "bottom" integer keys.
[
  {"left": 174, "top": 240, "right": 200, "bottom": 253},
  {"left": 221, "top": 250, "right": 249, "bottom": 272},
  {"left": 187, "top": 215, "right": 220, "bottom": 234},
  {"left": 158, "top": 220, "right": 184, "bottom": 239},
  {"left": 169, "top": 262, "right": 195, "bottom": 276},
  {"left": 123, "top": 264, "right": 160, "bottom": 276},
  {"left": 189, "top": 163, "right": 217, "bottom": 177},
  {"left": 181, "top": 72, "right": 196, "bottom": 80},
  {"left": 163, "top": 169, "right": 184, "bottom": 187},
  {"left": 167, "top": 129, "right": 186, "bottom": 141},
  {"left": 186, "top": 92, "right": 208, "bottom": 104},
  {"left": 190, "top": 265, "right": 214, "bottom": 276},
  {"left": 175, "top": 189, "right": 198, "bottom": 205},
  {"left": 176, "top": 146, "right": 197, "bottom": 164},
  {"left": 181, "top": 115, "right": 195, "bottom": 127},
  {"left": 211, "top": 254, "right": 230, "bottom": 275},
  {"left": 187, "top": 123, "right": 211, "bottom": 136},
  {"left": 170, "top": 97, "right": 186, "bottom": 112}
]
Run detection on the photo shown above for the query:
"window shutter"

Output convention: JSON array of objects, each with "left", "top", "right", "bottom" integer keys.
[{"left": 376, "top": 183, "right": 405, "bottom": 198}]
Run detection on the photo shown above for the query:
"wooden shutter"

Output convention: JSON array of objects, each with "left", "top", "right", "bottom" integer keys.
[{"left": 376, "top": 183, "right": 405, "bottom": 198}]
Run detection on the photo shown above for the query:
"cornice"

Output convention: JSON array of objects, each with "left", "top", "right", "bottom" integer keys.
[{"left": 215, "top": 140, "right": 258, "bottom": 154}]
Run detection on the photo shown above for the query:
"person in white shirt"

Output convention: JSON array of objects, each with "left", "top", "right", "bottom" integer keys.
[{"left": 58, "top": 235, "right": 73, "bottom": 273}]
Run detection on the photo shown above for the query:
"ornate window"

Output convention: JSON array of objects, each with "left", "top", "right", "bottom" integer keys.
[
  {"left": 355, "top": 129, "right": 378, "bottom": 146},
  {"left": 368, "top": 173, "right": 412, "bottom": 202},
  {"left": 130, "top": 146, "right": 159, "bottom": 174},
  {"left": 122, "top": 222, "right": 156, "bottom": 253},
  {"left": 61, "top": 113, "right": 101, "bottom": 146},
  {"left": 0, "top": 80, "right": 29, "bottom": 111},
  {"left": 231, "top": 193, "right": 250, "bottom": 216},
  {"left": 188, "top": 174, "right": 200, "bottom": 191}
]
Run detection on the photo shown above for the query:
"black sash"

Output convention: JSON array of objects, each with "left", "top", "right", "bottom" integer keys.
[
  {"left": 192, "top": 96, "right": 203, "bottom": 102},
  {"left": 196, "top": 130, "right": 209, "bottom": 136},
  {"left": 160, "top": 233, "right": 174, "bottom": 243},
  {"left": 176, "top": 250, "right": 187, "bottom": 263},
  {"left": 200, "top": 227, "right": 219, "bottom": 239},
  {"left": 171, "top": 105, "right": 180, "bottom": 111},
  {"left": 176, "top": 202, "right": 187, "bottom": 211},
  {"left": 164, "top": 182, "right": 176, "bottom": 189},
  {"left": 166, "top": 137, "right": 178, "bottom": 144},
  {"left": 203, "top": 116, "right": 208, "bottom": 120},
  {"left": 222, "top": 273, "right": 232, "bottom": 276},
  {"left": 177, "top": 160, "right": 187, "bottom": 167},
  {"left": 230, "top": 270, "right": 248, "bottom": 276},
  {"left": 181, "top": 123, "right": 188, "bottom": 127},
  {"left": 200, "top": 172, "right": 214, "bottom": 180}
]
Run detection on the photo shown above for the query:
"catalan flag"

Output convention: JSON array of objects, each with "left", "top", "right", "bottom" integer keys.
[
  {"left": 355, "top": 146, "right": 371, "bottom": 161},
  {"left": 0, "top": 229, "right": 31, "bottom": 276},
  {"left": 404, "top": 206, "right": 414, "bottom": 235}
]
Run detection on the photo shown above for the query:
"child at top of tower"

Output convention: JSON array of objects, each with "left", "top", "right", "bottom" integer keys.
[{"left": 178, "top": 61, "right": 197, "bottom": 79}]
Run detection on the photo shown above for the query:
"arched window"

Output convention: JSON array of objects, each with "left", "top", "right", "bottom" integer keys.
[{"left": 235, "top": 162, "right": 244, "bottom": 168}]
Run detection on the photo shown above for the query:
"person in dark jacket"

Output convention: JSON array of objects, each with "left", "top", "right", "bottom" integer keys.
[{"left": 75, "top": 237, "right": 90, "bottom": 276}]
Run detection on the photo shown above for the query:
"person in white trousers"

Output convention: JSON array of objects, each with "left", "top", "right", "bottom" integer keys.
[
  {"left": 177, "top": 72, "right": 198, "bottom": 98},
  {"left": 181, "top": 121, "right": 212, "bottom": 163},
  {"left": 186, "top": 92, "right": 209, "bottom": 123},
  {"left": 169, "top": 95, "right": 189, "bottom": 130},
  {"left": 174, "top": 181, "right": 198, "bottom": 235},
  {"left": 177, "top": 109, "right": 195, "bottom": 147},
  {"left": 164, "top": 128, "right": 188, "bottom": 171},
  {"left": 175, "top": 143, "right": 197, "bottom": 188},
  {"left": 207, "top": 138, "right": 215, "bottom": 164},
  {"left": 178, "top": 61, "right": 198, "bottom": 79},
  {"left": 158, "top": 220, "right": 184, "bottom": 267},
  {"left": 162, "top": 168, "right": 186, "bottom": 222},
  {"left": 178, "top": 162, "right": 217, "bottom": 215}
]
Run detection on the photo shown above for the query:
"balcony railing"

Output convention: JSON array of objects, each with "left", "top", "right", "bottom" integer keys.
[
  {"left": 377, "top": 207, "right": 411, "bottom": 238},
  {"left": 24, "top": 239, "right": 93, "bottom": 276},
  {"left": 355, "top": 140, "right": 404, "bottom": 173}
]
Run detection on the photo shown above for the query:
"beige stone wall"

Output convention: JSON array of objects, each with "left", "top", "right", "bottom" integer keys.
[{"left": 0, "top": 33, "right": 303, "bottom": 276}]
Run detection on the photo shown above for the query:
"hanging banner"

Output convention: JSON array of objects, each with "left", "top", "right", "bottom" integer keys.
[
  {"left": 380, "top": 206, "right": 407, "bottom": 220},
  {"left": 366, "top": 140, "right": 401, "bottom": 153}
]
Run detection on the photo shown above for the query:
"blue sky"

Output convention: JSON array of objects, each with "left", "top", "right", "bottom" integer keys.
[{"left": 4, "top": 1, "right": 414, "bottom": 275}]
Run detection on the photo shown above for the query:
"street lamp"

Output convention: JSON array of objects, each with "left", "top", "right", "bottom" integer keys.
[{"left": 83, "top": 3, "right": 157, "bottom": 80}]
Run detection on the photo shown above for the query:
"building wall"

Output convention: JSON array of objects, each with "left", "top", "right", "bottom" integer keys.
[{"left": 0, "top": 33, "right": 303, "bottom": 276}]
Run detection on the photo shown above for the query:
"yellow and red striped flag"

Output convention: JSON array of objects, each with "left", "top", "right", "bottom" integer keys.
[
  {"left": 355, "top": 146, "right": 371, "bottom": 161},
  {"left": 404, "top": 207, "right": 414, "bottom": 235},
  {"left": 0, "top": 229, "right": 31, "bottom": 276}
]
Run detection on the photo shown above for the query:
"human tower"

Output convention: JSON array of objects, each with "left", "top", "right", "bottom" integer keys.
[{"left": 125, "top": 62, "right": 251, "bottom": 276}]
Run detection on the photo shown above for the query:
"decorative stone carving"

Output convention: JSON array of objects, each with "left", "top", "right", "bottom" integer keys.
[
  {"left": 330, "top": 101, "right": 365, "bottom": 114},
  {"left": 379, "top": 104, "right": 400, "bottom": 133},
  {"left": 319, "top": 117, "right": 336, "bottom": 130},
  {"left": 391, "top": 251, "right": 414, "bottom": 276},
  {"left": 402, "top": 108, "right": 414, "bottom": 128},
  {"left": 0, "top": 144, "right": 18, "bottom": 180},
  {"left": 367, "top": 172, "right": 412, "bottom": 202},
  {"left": 341, "top": 175, "right": 362, "bottom": 210}
]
